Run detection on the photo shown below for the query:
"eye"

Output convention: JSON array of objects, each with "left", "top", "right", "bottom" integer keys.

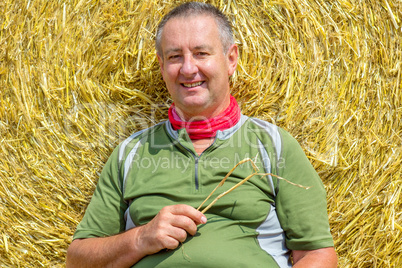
[
  {"left": 195, "top": 51, "right": 209, "bottom": 58},
  {"left": 167, "top": 54, "right": 181, "bottom": 61}
]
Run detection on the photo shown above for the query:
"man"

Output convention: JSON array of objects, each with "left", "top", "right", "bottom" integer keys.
[{"left": 66, "top": 2, "right": 337, "bottom": 267}]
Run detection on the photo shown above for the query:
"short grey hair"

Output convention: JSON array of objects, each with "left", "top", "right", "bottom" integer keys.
[{"left": 155, "top": 2, "right": 234, "bottom": 56}]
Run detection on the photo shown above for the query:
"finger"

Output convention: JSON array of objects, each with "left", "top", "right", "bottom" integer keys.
[
  {"left": 170, "top": 227, "right": 188, "bottom": 243},
  {"left": 168, "top": 204, "right": 207, "bottom": 225},
  {"left": 171, "top": 215, "right": 199, "bottom": 236},
  {"left": 163, "top": 235, "right": 180, "bottom": 250}
]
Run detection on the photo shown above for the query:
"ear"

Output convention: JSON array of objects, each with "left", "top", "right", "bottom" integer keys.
[
  {"left": 227, "top": 44, "right": 238, "bottom": 76},
  {"left": 157, "top": 53, "right": 165, "bottom": 79}
]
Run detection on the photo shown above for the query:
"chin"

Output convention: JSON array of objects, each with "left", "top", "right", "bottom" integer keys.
[{"left": 181, "top": 99, "right": 208, "bottom": 110}]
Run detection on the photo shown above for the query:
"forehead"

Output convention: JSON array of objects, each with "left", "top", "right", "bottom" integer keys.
[{"left": 160, "top": 15, "right": 222, "bottom": 53}]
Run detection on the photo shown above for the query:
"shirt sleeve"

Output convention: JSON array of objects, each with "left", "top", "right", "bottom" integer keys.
[
  {"left": 73, "top": 146, "right": 128, "bottom": 239},
  {"left": 275, "top": 128, "right": 334, "bottom": 250}
]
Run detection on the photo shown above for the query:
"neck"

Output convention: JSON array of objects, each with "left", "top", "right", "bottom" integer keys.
[
  {"left": 192, "top": 137, "right": 215, "bottom": 155},
  {"left": 168, "top": 95, "right": 241, "bottom": 140}
]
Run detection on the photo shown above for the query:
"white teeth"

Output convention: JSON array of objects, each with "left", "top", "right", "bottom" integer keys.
[{"left": 183, "top": 82, "right": 203, "bottom": 88}]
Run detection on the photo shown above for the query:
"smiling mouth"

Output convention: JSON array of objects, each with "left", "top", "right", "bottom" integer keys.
[{"left": 182, "top": 81, "right": 203, "bottom": 88}]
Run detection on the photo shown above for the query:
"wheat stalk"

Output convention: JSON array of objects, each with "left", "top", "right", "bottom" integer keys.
[{"left": 197, "top": 157, "right": 311, "bottom": 214}]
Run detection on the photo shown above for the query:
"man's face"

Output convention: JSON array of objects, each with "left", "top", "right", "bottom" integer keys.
[{"left": 157, "top": 15, "right": 238, "bottom": 120}]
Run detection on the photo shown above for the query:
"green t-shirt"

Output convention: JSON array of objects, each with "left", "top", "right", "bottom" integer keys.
[{"left": 73, "top": 115, "right": 334, "bottom": 267}]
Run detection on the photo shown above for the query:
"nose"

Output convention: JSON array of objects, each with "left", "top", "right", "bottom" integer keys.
[{"left": 180, "top": 54, "right": 198, "bottom": 76}]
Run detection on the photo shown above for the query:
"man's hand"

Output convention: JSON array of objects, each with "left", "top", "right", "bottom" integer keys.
[
  {"left": 66, "top": 204, "right": 206, "bottom": 268},
  {"left": 135, "top": 204, "right": 207, "bottom": 255}
]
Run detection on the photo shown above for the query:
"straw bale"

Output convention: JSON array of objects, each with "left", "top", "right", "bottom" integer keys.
[{"left": 0, "top": 0, "right": 401, "bottom": 267}]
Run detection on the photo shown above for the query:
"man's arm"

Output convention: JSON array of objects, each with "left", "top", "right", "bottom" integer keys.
[
  {"left": 292, "top": 247, "right": 338, "bottom": 268},
  {"left": 66, "top": 205, "right": 207, "bottom": 268}
]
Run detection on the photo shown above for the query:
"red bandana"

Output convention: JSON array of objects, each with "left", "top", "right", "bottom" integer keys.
[{"left": 168, "top": 95, "right": 241, "bottom": 140}]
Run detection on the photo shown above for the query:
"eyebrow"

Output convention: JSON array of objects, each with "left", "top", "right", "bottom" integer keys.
[
  {"left": 164, "top": 45, "right": 215, "bottom": 56},
  {"left": 193, "top": 45, "right": 214, "bottom": 51},
  {"left": 164, "top": 48, "right": 182, "bottom": 56}
]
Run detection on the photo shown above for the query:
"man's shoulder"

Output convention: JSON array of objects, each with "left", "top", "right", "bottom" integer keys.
[
  {"left": 115, "top": 121, "right": 168, "bottom": 161},
  {"left": 247, "top": 117, "right": 280, "bottom": 131},
  {"left": 123, "top": 121, "right": 167, "bottom": 143},
  {"left": 243, "top": 116, "right": 303, "bottom": 160},
  {"left": 245, "top": 117, "right": 296, "bottom": 142},
  {"left": 244, "top": 116, "right": 286, "bottom": 141}
]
